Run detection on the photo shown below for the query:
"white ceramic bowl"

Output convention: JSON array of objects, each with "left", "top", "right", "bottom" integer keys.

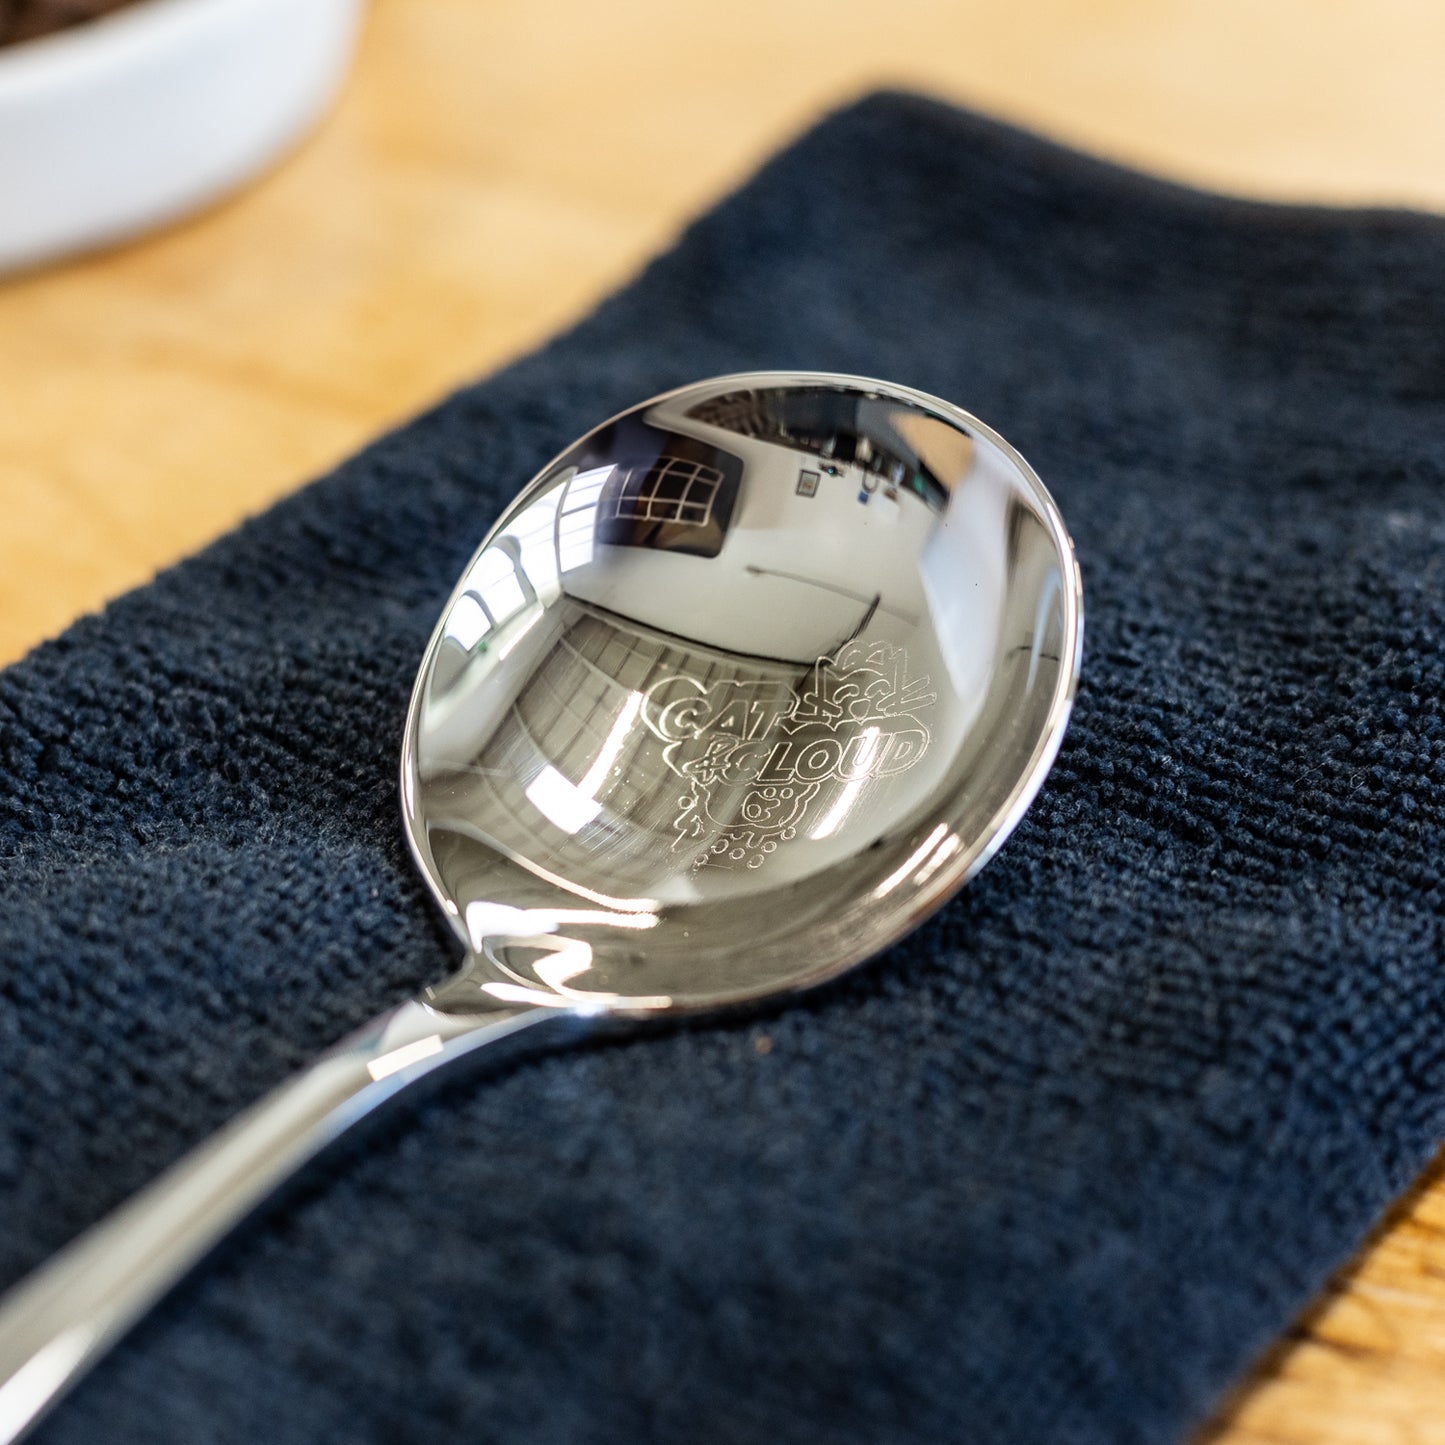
[{"left": 0, "top": 0, "right": 363, "bottom": 273}]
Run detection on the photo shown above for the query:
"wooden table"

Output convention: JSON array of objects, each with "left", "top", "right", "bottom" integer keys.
[{"left": 3, "top": 2, "right": 1443, "bottom": 1438}]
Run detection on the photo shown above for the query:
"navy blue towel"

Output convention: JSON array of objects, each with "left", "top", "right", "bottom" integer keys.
[{"left": 3, "top": 93, "right": 1444, "bottom": 1444}]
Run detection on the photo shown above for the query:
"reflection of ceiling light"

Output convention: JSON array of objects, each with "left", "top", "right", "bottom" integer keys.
[
  {"left": 525, "top": 764, "right": 602, "bottom": 835},
  {"left": 913, "top": 831, "right": 962, "bottom": 887},
  {"left": 873, "top": 823, "right": 951, "bottom": 898},
  {"left": 367, "top": 1033, "right": 445, "bottom": 1082},
  {"left": 548, "top": 909, "right": 658, "bottom": 930},
  {"left": 479, "top": 978, "right": 672, "bottom": 1012},
  {"left": 533, "top": 939, "right": 595, "bottom": 990},
  {"left": 557, "top": 465, "right": 613, "bottom": 572},
  {"left": 809, "top": 727, "right": 879, "bottom": 839},
  {"left": 464, "top": 900, "right": 554, "bottom": 952},
  {"left": 462, "top": 898, "right": 658, "bottom": 947},
  {"left": 579, "top": 692, "right": 643, "bottom": 797},
  {"left": 526, "top": 693, "right": 650, "bottom": 835}
]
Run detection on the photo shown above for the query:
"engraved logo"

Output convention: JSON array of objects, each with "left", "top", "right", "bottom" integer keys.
[{"left": 642, "top": 640, "right": 936, "bottom": 871}]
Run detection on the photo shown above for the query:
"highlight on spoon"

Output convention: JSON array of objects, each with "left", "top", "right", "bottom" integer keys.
[{"left": 402, "top": 372, "right": 1082, "bottom": 1015}]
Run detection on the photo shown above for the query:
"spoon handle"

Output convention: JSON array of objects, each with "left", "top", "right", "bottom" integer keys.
[{"left": 0, "top": 993, "right": 584, "bottom": 1445}]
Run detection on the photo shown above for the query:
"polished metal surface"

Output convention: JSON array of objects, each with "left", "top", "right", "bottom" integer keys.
[
  {"left": 407, "top": 372, "right": 1081, "bottom": 1011},
  {"left": 0, "top": 373, "right": 1081, "bottom": 1442}
]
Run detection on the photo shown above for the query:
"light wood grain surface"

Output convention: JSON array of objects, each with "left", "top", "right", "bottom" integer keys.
[{"left": 3, "top": 1, "right": 1444, "bottom": 1439}]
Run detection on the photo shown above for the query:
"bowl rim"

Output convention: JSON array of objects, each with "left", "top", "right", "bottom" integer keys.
[{"left": 0, "top": 0, "right": 251, "bottom": 87}]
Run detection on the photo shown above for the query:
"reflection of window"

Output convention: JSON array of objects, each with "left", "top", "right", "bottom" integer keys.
[
  {"left": 442, "top": 593, "right": 490, "bottom": 650},
  {"left": 474, "top": 545, "right": 527, "bottom": 620},
  {"left": 603, "top": 457, "right": 723, "bottom": 528},
  {"left": 443, "top": 540, "right": 536, "bottom": 650},
  {"left": 558, "top": 465, "right": 613, "bottom": 573},
  {"left": 506, "top": 486, "right": 563, "bottom": 600},
  {"left": 592, "top": 449, "right": 738, "bottom": 560}
]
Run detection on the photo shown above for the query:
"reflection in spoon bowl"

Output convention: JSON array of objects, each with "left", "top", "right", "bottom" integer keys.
[
  {"left": 409, "top": 374, "right": 1080, "bottom": 1010},
  {"left": 0, "top": 373, "right": 1081, "bottom": 1444}
]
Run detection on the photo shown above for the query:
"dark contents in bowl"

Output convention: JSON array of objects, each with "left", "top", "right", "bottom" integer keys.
[{"left": 0, "top": 0, "right": 147, "bottom": 47}]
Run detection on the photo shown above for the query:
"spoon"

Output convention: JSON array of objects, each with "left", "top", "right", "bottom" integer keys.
[{"left": 0, "top": 371, "right": 1081, "bottom": 1442}]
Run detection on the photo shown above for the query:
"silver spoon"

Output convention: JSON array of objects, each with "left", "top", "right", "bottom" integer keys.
[{"left": 0, "top": 372, "right": 1081, "bottom": 1442}]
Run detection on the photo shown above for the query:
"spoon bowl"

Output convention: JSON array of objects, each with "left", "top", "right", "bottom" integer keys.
[
  {"left": 405, "top": 372, "right": 1080, "bottom": 1016},
  {"left": 0, "top": 372, "right": 1080, "bottom": 1444}
]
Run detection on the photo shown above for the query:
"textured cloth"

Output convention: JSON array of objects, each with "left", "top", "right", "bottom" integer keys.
[{"left": 3, "top": 93, "right": 1445, "bottom": 1445}]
